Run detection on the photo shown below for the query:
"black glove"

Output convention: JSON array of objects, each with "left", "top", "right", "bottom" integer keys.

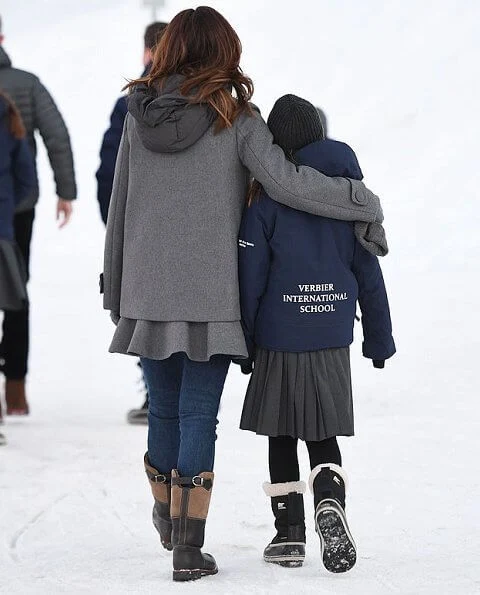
[
  {"left": 240, "top": 359, "right": 253, "bottom": 375},
  {"left": 373, "top": 360, "right": 385, "bottom": 369}
]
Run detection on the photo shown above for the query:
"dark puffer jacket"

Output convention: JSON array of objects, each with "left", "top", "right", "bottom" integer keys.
[
  {"left": 0, "top": 46, "right": 76, "bottom": 211},
  {"left": 0, "top": 96, "right": 36, "bottom": 240}
]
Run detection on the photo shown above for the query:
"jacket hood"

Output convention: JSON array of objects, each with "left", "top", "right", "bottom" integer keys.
[
  {"left": 0, "top": 46, "right": 12, "bottom": 69},
  {"left": 127, "top": 75, "right": 216, "bottom": 153},
  {"left": 294, "top": 139, "right": 363, "bottom": 181}
]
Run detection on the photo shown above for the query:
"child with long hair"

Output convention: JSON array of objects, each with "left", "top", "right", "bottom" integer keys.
[
  {"left": 239, "top": 95, "right": 395, "bottom": 572},
  {"left": 0, "top": 90, "right": 36, "bottom": 433}
]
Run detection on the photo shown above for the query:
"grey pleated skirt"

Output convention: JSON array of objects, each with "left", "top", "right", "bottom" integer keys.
[
  {"left": 240, "top": 347, "right": 354, "bottom": 441},
  {"left": 0, "top": 239, "right": 28, "bottom": 311},
  {"left": 109, "top": 317, "right": 249, "bottom": 362}
]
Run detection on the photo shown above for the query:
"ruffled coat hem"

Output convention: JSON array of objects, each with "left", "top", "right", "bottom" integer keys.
[{"left": 109, "top": 318, "right": 249, "bottom": 362}]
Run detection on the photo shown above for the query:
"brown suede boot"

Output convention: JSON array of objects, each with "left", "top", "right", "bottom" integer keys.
[
  {"left": 144, "top": 454, "right": 172, "bottom": 551},
  {"left": 5, "top": 379, "right": 29, "bottom": 415},
  {"left": 171, "top": 469, "right": 217, "bottom": 582}
]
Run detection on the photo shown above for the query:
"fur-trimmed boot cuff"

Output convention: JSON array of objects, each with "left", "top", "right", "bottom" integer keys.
[{"left": 263, "top": 481, "right": 306, "bottom": 498}]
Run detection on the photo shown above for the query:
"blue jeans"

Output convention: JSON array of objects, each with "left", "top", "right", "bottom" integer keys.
[{"left": 141, "top": 353, "right": 230, "bottom": 477}]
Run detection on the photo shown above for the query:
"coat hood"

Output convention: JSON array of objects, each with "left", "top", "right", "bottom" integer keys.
[
  {"left": 0, "top": 46, "right": 12, "bottom": 69},
  {"left": 295, "top": 139, "right": 363, "bottom": 181},
  {"left": 127, "top": 75, "right": 216, "bottom": 153}
]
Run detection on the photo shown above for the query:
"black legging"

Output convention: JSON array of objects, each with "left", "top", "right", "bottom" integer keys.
[{"left": 269, "top": 435, "right": 342, "bottom": 484}]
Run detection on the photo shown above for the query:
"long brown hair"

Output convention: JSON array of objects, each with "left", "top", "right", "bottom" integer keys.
[
  {"left": 0, "top": 90, "right": 26, "bottom": 139},
  {"left": 125, "top": 6, "right": 254, "bottom": 131},
  {"left": 247, "top": 151, "right": 297, "bottom": 207},
  {"left": 246, "top": 180, "right": 262, "bottom": 207}
]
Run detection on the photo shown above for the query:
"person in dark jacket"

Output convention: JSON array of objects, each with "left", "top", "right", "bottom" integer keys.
[
  {"left": 0, "top": 17, "right": 77, "bottom": 415},
  {"left": 0, "top": 90, "right": 36, "bottom": 423},
  {"left": 96, "top": 21, "right": 168, "bottom": 426},
  {"left": 96, "top": 21, "right": 168, "bottom": 224},
  {"left": 238, "top": 95, "right": 395, "bottom": 573}
]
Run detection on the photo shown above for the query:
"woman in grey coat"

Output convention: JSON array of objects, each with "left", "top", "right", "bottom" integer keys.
[{"left": 102, "top": 7, "right": 384, "bottom": 582}]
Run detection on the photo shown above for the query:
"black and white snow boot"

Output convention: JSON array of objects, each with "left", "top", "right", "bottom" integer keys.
[
  {"left": 309, "top": 464, "right": 356, "bottom": 573},
  {"left": 263, "top": 481, "right": 306, "bottom": 568}
]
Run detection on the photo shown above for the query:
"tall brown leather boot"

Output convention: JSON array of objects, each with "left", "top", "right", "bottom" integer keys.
[
  {"left": 171, "top": 470, "right": 217, "bottom": 582},
  {"left": 144, "top": 454, "right": 172, "bottom": 551},
  {"left": 5, "top": 379, "right": 29, "bottom": 415}
]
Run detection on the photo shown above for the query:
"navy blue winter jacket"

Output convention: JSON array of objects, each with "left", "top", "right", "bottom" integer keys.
[
  {"left": 96, "top": 67, "right": 150, "bottom": 224},
  {"left": 238, "top": 139, "right": 395, "bottom": 364},
  {"left": 96, "top": 95, "right": 128, "bottom": 224},
  {"left": 0, "top": 97, "right": 36, "bottom": 241}
]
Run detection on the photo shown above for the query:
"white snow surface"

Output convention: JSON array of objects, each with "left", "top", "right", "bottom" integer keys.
[{"left": 1, "top": 1, "right": 479, "bottom": 593}]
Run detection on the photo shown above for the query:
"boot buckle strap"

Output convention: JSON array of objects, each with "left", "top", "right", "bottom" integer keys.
[
  {"left": 152, "top": 473, "right": 168, "bottom": 484},
  {"left": 172, "top": 475, "right": 213, "bottom": 490},
  {"left": 146, "top": 469, "right": 170, "bottom": 483}
]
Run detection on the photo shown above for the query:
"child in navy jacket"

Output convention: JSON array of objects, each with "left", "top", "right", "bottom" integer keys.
[
  {"left": 0, "top": 90, "right": 35, "bottom": 429},
  {"left": 238, "top": 95, "right": 395, "bottom": 572}
]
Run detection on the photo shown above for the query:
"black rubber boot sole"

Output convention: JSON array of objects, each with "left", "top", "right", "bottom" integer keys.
[
  {"left": 173, "top": 567, "right": 218, "bottom": 582},
  {"left": 173, "top": 546, "right": 218, "bottom": 582},
  {"left": 263, "top": 542, "right": 305, "bottom": 568},
  {"left": 315, "top": 500, "right": 356, "bottom": 573}
]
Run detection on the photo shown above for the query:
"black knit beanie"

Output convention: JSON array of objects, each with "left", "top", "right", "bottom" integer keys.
[{"left": 267, "top": 94, "right": 325, "bottom": 154}]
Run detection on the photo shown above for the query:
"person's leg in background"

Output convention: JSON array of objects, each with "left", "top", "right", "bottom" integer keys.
[
  {"left": 0, "top": 209, "right": 35, "bottom": 415},
  {"left": 307, "top": 436, "right": 356, "bottom": 573},
  {"left": 171, "top": 354, "right": 230, "bottom": 581},
  {"left": 126, "top": 360, "right": 149, "bottom": 425},
  {"left": 263, "top": 435, "right": 306, "bottom": 567},
  {"left": 140, "top": 353, "right": 184, "bottom": 553}
]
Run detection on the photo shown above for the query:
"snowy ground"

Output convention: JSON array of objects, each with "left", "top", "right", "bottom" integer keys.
[{"left": 1, "top": 1, "right": 479, "bottom": 593}]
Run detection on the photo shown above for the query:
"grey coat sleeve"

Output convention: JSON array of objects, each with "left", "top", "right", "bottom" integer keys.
[
  {"left": 236, "top": 112, "right": 383, "bottom": 224},
  {"left": 354, "top": 221, "right": 389, "bottom": 257},
  {"left": 32, "top": 77, "right": 77, "bottom": 200},
  {"left": 103, "top": 117, "right": 130, "bottom": 316}
]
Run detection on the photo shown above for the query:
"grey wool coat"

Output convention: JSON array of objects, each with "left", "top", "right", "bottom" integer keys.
[{"left": 103, "top": 78, "right": 384, "bottom": 359}]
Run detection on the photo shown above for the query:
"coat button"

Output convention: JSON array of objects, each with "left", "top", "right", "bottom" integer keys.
[{"left": 353, "top": 189, "right": 368, "bottom": 206}]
